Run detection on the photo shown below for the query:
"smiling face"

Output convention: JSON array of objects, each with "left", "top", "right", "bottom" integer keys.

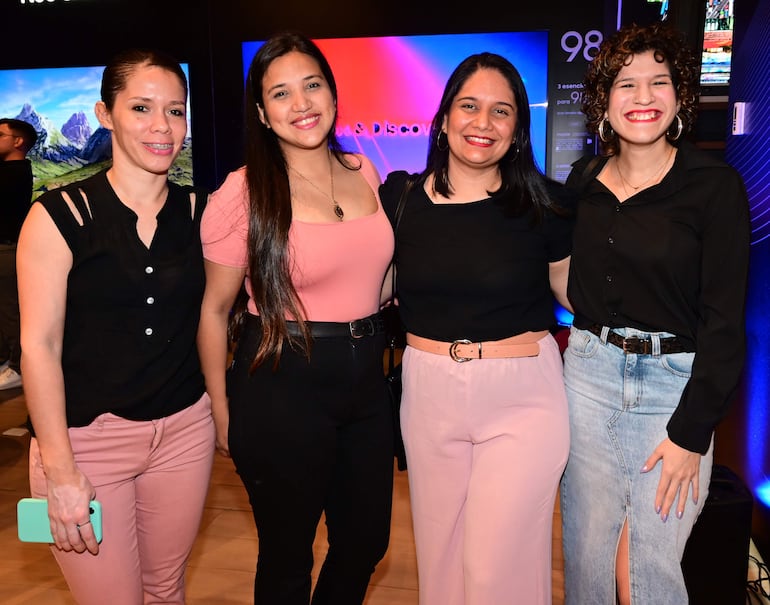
[
  {"left": 606, "top": 49, "right": 680, "bottom": 148},
  {"left": 258, "top": 50, "right": 336, "bottom": 156},
  {"left": 95, "top": 63, "right": 187, "bottom": 176},
  {"left": 443, "top": 67, "right": 517, "bottom": 175}
]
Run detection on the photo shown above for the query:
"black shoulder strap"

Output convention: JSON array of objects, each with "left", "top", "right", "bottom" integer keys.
[
  {"left": 393, "top": 176, "right": 414, "bottom": 235},
  {"left": 389, "top": 176, "right": 415, "bottom": 300}
]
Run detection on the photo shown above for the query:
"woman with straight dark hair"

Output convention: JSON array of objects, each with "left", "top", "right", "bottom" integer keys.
[
  {"left": 198, "top": 32, "right": 394, "bottom": 605},
  {"left": 380, "top": 52, "right": 573, "bottom": 604},
  {"left": 18, "top": 48, "right": 214, "bottom": 604}
]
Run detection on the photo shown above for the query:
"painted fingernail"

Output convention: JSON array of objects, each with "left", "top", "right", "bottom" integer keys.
[
  {"left": 661, "top": 513, "right": 668, "bottom": 523},
  {"left": 655, "top": 505, "right": 662, "bottom": 514},
  {"left": 640, "top": 465, "right": 648, "bottom": 472},
  {"left": 677, "top": 510, "right": 683, "bottom": 519}
]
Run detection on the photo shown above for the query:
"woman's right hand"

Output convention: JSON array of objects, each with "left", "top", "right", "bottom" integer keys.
[{"left": 45, "top": 467, "right": 99, "bottom": 555}]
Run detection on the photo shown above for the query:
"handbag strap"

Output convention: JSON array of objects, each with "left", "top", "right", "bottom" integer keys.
[
  {"left": 393, "top": 175, "right": 413, "bottom": 235},
  {"left": 386, "top": 176, "right": 415, "bottom": 370},
  {"left": 389, "top": 175, "right": 415, "bottom": 304}
]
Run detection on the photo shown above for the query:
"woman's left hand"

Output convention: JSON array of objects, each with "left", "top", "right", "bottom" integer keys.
[{"left": 641, "top": 437, "right": 701, "bottom": 522}]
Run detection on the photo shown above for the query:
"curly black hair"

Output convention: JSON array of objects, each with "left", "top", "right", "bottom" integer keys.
[{"left": 583, "top": 22, "right": 699, "bottom": 155}]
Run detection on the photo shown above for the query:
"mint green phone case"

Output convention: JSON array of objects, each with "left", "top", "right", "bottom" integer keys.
[{"left": 17, "top": 498, "right": 103, "bottom": 543}]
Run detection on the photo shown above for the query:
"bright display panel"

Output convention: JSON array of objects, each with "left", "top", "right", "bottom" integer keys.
[
  {"left": 0, "top": 63, "right": 193, "bottom": 198},
  {"left": 242, "top": 32, "right": 549, "bottom": 178}
]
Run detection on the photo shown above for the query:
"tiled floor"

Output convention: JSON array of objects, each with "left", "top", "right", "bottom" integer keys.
[{"left": 0, "top": 386, "right": 565, "bottom": 604}]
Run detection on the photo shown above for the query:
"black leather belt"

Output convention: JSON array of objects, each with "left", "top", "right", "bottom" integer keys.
[
  {"left": 586, "top": 324, "right": 692, "bottom": 354},
  {"left": 286, "top": 313, "right": 385, "bottom": 339}
]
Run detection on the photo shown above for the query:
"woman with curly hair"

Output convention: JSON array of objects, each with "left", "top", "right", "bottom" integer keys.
[{"left": 560, "top": 22, "right": 750, "bottom": 605}]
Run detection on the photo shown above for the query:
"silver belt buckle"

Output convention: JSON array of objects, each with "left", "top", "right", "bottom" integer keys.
[
  {"left": 622, "top": 337, "right": 649, "bottom": 354},
  {"left": 449, "top": 339, "right": 473, "bottom": 363},
  {"left": 621, "top": 337, "right": 633, "bottom": 354},
  {"left": 349, "top": 318, "right": 374, "bottom": 338}
]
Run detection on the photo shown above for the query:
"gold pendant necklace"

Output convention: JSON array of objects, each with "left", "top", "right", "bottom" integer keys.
[
  {"left": 615, "top": 145, "right": 675, "bottom": 197},
  {"left": 290, "top": 153, "right": 344, "bottom": 221}
]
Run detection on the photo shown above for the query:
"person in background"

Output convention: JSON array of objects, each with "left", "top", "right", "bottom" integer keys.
[
  {"left": 560, "top": 22, "right": 750, "bottom": 605},
  {"left": 17, "top": 49, "right": 214, "bottom": 605},
  {"left": 0, "top": 117, "right": 37, "bottom": 390},
  {"left": 198, "top": 32, "right": 394, "bottom": 605},
  {"left": 379, "top": 52, "right": 572, "bottom": 605}
]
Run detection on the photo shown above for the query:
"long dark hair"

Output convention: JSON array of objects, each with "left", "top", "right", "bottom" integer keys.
[
  {"left": 241, "top": 31, "right": 352, "bottom": 368},
  {"left": 424, "top": 52, "right": 554, "bottom": 218}
]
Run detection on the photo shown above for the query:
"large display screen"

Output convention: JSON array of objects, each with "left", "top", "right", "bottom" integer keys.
[
  {"left": 701, "top": 0, "right": 734, "bottom": 87},
  {"left": 0, "top": 64, "right": 193, "bottom": 199},
  {"left": 242, "top": 32, "right": 549, "bottom": 178}
]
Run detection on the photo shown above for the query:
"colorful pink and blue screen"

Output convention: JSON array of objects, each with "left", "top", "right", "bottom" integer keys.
[{"left": 242, "top": 32, "right": 548, "bottom": 178}]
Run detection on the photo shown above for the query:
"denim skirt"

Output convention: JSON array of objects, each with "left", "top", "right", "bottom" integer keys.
[{"left": 560, "top": 326, "right": 712, "bottom": 605}]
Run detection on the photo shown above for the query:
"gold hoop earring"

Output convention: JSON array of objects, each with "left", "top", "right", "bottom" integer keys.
[
  {"left": 667, "top": 114, "right": 683, "bottom": 141},
  {"left": 598, "top": 117, "right": 613, "bottom": 143},
  {"left": 437, "top": 131, "right": 449, "bottom": 151}
]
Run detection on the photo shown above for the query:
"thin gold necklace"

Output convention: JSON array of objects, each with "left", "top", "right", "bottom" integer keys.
[
  {"left": 615, "top": 145, "right": 674, "bottom": 197},
  {"left": 290, "top": 154, "right": 344, "bottom": 221}
]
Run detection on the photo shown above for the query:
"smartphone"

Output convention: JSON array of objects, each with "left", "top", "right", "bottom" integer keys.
[{"left": 17, "top": 498, "right": 103, "bottom": 543}]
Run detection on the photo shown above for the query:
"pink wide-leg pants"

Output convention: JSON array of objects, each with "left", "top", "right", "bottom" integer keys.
[{"left": 401, "top": 334, "right": 569, "bottom": 605}]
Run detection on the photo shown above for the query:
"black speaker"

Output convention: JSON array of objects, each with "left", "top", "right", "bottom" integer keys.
[{"left": 682, "top": 464, "right": 753, "bottom": 605}]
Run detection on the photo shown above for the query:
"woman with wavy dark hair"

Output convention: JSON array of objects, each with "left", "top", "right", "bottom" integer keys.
[
  {"left": 560, "top": 22, "right": 750, "bottom": 604},
  {"left": 198, "top": 32, "right": 394, "bottom": 604},
  {"left": 380, "top": 52, "right": 573, "bottom": 604}
]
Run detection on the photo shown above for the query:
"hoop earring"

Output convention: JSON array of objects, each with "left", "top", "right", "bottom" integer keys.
[
  {"left": 667, "top": 114, "right": 683, "bottom": 141},
  {"left": 598, "top": 117, "right": 613, "bottom": 143},
  {"left": 437, "top": 130, "right": 449, "bottom": 151}
]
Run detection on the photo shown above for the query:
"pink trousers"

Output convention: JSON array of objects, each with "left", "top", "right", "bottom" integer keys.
[
  {"left": 401, "top": 334, "right": 569, "bottom": 605},
  {"left": 29, "top": 395, "right": 215, "bottom": 605}
]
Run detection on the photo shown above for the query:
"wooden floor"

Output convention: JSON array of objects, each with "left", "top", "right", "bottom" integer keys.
[{"left": 0, "top": 386, "right": 565, "bottom": 604}]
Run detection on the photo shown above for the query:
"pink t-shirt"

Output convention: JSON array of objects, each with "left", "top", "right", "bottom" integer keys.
[{"left": 201, "top": 154, "right": 394, "bottom": 322}]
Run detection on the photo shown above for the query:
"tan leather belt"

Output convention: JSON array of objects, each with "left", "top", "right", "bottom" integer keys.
[{"left": 406, "top": 331, "right": 547, "bottom": 362}]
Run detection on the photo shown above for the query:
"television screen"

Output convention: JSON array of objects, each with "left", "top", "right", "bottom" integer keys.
[
  {"left": 242, "top": 32, "right": 549, "bottom": 178},
  {"left": 0, "top": 64, "right": 193, "bottom": 199},
  {"left": 701, "top": 0, "right": 734, "bottom": 86}
]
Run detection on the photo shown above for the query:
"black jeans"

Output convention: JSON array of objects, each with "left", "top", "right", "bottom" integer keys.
[
  {"left": 228, "top": 314, "right": 394, "bottom": 605},
  {"left": 0, "top": 244, "right": 20, "bottom": 372}
]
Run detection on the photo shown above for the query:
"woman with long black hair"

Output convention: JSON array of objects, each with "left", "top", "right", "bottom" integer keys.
[
  {"left": 198, "top": 32, "right": 394, "bottom": 605},
  {"left": 380, "top": 52, "right": 573, "bottom": 605}
]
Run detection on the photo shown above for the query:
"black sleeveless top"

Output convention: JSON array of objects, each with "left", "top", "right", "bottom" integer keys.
[{"left": 36, "top": 170, "right": 208, "bottom": 427}]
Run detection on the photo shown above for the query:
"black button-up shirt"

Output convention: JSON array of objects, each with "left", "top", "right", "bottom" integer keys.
[
  {"left": 566, "top": 141, "right": 750, "bottom": 454},
  {"left": 36, "top": 170, "right": 207, "bottom": 427}
]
